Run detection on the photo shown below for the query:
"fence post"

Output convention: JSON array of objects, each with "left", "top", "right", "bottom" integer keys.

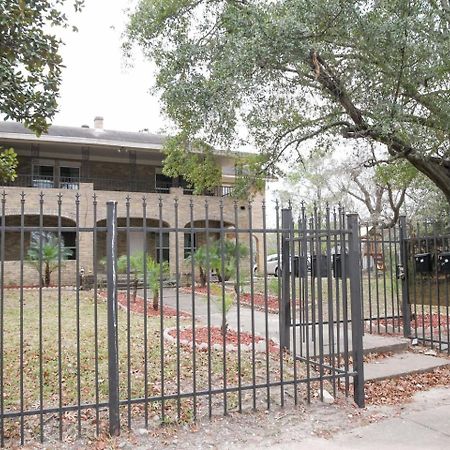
[
  {"left": 280, "top": 208, "right": 292, "bottom": 350},
  {"left": 399, "top": 216, "right": 411, "bottom": 338},
  {"left": 106, "top": 201, "right": 120, "bottom": 436},
  {"left": 347, "top": 213, "right": 365, "bottom": 408}
]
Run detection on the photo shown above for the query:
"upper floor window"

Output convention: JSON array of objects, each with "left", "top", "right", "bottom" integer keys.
[
  {"left": 155, "top": 171, "right": 173, "bottom": 193},
  {"left": 59, "top": 166, "right": 80, "bottom": 189},
  {"left": 32, "top": 161, "right": 80, "bottom": 189},
  {"left": 32, "top": 164, "right": 54, "bottom": 188}
]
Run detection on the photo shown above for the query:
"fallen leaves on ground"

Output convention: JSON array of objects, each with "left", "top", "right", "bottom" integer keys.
[{"left": 365, "top": 367, "right": 450, "bottom": 405}]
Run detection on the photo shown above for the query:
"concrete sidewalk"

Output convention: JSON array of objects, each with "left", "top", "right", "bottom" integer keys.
[{"left": 277, "top": 387, "right": 450, "bottom": 450}]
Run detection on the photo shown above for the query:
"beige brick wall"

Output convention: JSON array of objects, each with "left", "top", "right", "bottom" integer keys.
[
  {"left": 1, "top": 184, "right": 265, "bottom": 283},
  {"left": 2, "top": 260, "right": 78, "bottom": 286}
]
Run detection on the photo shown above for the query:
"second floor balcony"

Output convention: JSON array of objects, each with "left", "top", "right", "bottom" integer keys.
[{"left": 1, "top": 174, "right": 234, "bottom": 197}]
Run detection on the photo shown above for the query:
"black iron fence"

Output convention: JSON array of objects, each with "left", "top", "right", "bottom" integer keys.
[
  {"left": 355, "top": 215, "right": 449, "bottom": 352},
  {"left": 0, "top": 192, "right": 365, "bottom": 446}
]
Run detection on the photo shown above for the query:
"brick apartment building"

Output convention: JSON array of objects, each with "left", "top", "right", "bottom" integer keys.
[{"left": 0, "top": 118, "right": 264, "bottom": 285}]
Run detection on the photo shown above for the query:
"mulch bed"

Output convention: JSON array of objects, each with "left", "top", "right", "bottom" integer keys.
[
  {"left": 239, "top": 293, "right": 280, "bottom": 313},
  {"left": 366, "top": 313, "right": 449, "bottom": 334},
  {"left": 412, "top": 313, "right": 449, "bottom": 330},
  {"left": 100, "top": 291, "right": 190, "bottom": 318},
  {"left": 167, "top": 326, "right": 279, "bottom": 353}
]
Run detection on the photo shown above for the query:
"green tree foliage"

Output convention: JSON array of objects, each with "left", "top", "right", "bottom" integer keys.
[
  {"left": 26, "top": 232, "right": 72, "bottom": 287},
  {"left": 162, "top": 134, "right": 222, "bottom": 194},
  {"left": 190, "top": 239, "right": 248, "bottom": 287},
  {"left": 0, "top": 147, "right": 18, "bottom": 182},
  {"left": 126, "top": 0, "right": 450, "bottom": 202},
  {"left": 1, "top": 1, "right": 83, "bottom": 134},
  {"left": 117, "top": 252, "right": 169, "bottom": 310},
  {"left": 1, "top": 1, "right": 82, "bottom": 182}
]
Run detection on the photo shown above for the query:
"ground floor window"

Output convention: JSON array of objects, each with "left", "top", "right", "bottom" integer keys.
[
  {"left": 184, "top": 232, "right": 197, "bottom": 259},
  {"left": 155, "top": 232, "right": 169, "bottom": 263},
  {"left": 29, "top": 231, "right": 77, "bottom": 260}
]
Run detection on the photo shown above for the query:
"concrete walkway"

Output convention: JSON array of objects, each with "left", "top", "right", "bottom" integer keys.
[
  {"left": 364, "top": 352, "right": 450, "bottom": 381},
  {"left": 285, "top": 387, "right": 450, "bottom": 449},
  {"left": 152, "top": 288, "right": 409, "bottom": 355}
]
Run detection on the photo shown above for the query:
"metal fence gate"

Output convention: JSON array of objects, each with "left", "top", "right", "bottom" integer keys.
[{"left": 278, "top": 207, "right": 365, "bottom": 408}]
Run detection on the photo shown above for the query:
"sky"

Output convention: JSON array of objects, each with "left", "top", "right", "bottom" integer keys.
[{"left": 55, "top": 0, "right": 166, "bottom": 133}]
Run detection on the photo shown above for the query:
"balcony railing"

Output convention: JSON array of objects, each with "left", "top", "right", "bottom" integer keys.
[
  {"left": 183, "top": 185, "right": 234, "bottom": 197},
  {"left": 1, "top": 175, "right": 234, "bottom": 197}
]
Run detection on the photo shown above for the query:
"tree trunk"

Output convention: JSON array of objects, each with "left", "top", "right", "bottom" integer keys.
[
  {"left": 133, "top": 277, "right": 138, "bottom": 303},
  {"left": 405, "top": 155, "right": 450, "bottom": 205},
  {"left": 199, "top": 266, "right": 206, "bottom": 287},
  {"left": 45, "top": 263, "right": 51, "bottom": 287},
  {"left": 153, "top": 289, "right": 159, "bottom": 310},
  {"left": 220, "top": 320, "right": 228, "bottom": 338}
]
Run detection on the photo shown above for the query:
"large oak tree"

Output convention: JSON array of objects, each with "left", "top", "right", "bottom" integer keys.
[{"left": 126, "top": 0, "right": 450, "bottom": 202}]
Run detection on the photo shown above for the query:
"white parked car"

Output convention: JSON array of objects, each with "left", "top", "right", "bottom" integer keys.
[
  {"left": 266, "top": 254, "right": 280, "bottom": 276},
  {"left": 263, "top": 254, "right": 309, "bottom": 277}
]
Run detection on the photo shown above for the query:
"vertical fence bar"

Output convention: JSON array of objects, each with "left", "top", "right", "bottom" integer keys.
[
  {"left": 280, "top": 208, "right": 291, "bottom": 350},
  {"left": 433, "top": 222, "right": 441, "bottom": 349},
  {"left": 399, "top": 216, "right": 411, "bottom": 338},
  {"left": 233, "top": 201, "right": 243, "bottom": 412},
  {"left": 248, "top": 201, "right": 257, "bottom": 409},
  {"left": 289, "top": 206, "right": 298, "bottom": 405},
  {"left": 106, "top": 201, "right": 120, "bottom": 436},
  {"left": 392, "top": 224, "right": 402, "bottom": 333},
  {"left": 339, "top": 208, "right": 349, "bottom": 393},
  {"left": 158, "top": 197, "right": 166, "bottom": 421},
  {"left": 219, "top": 200, "right": 228, "bottom": 415},
  {"left": 204, "top": 200, "right": 212, "bottom": 417},
  {"left": 38, "top": 193, "right": 44, "bottom": 443},
  {"left": 174, "top": 198, "right": 181, "bottom": 421},
  {"left": 300, "top": 209, "right": 311, "bottom": 403},
  {"left": 0, "top": 193, "right": 5, "bottom": 447},
  {"left": 57, "top": 194, "right": 63, "bottom": 440},
  {"left": 262, "top": 200, "right": 271, "bottom": 408},
  {"left": 142, "top": 197, "right": 149, "bottom": 427},
  {"left": 425, "top": 222, "right": 433, "bottom": 347},
  {"left": 75, "top": 194, "right": 82, "bottom": 437},
  {"left": 92, "top": 194, "right": 100, "bottom": 436},
  {"left": 189, "top": 200, "right": 198, "bottom": 418},
  {"left": 19, "top": 193, "right": 25, "bottom": 445},
  {"left": 333, "top": 208, "right": 341, "bottom": 386},
  {"left": 314, "top": 206, "right": 324, "bottom": 401},
  {"left": 348, "top": 214, "right": 365, "bottom": 408},
  {"left": 325, "top": 205, "right": 336, "bottom": 397},
  {"left": 125, "top": 196, "right": 132, "bottom": 429}
]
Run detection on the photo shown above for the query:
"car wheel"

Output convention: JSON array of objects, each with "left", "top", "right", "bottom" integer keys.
[{"left": 274, "top": 267, "right": 279, "bottom": 277}]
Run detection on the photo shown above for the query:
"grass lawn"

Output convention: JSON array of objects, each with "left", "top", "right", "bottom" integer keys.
[{"left": 1, "top": 289, "right": 308, "bottom": 442}]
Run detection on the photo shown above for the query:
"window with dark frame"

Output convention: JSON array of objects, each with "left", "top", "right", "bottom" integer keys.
[
  {"left": 156, "top": 232, "right": 170, "bottom": 263},
  {"left": 59, "top": 166, "right": 80, "bottom": 189},
  {"left": 184, "top": 232, "right": 197, "bottom": 259},
  {"left": 29, "top": 231, "right": 77, "bottom": 260}
]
